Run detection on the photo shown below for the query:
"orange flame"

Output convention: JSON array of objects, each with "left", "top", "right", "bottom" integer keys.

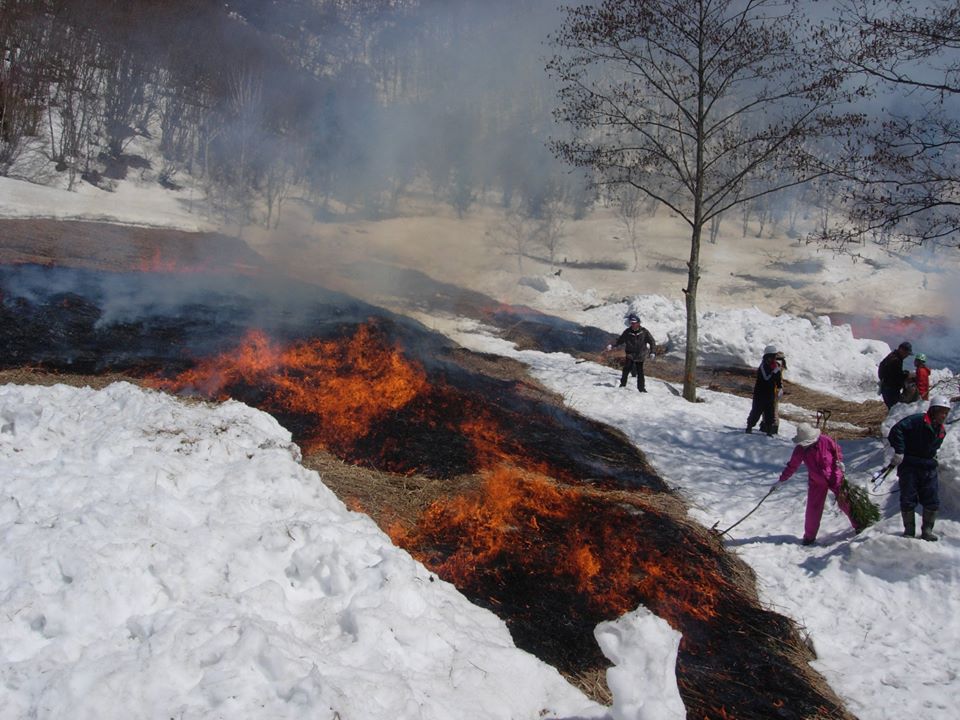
[
  {"left": 149, "top": 323, "right": 564, "bottom": 475},
  {"left": 392, "top": 465, "right": 725, "bottom": 624},
  {"left": 149, "top": 323, "right": 429, "bottom": 452}
]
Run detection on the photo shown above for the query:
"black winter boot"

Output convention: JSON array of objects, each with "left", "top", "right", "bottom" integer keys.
[
  {"left": 901, "top": 510, "right": 916, "bottom": 538},
  {"left": 920, "top": 509, "right": 939, "bottom": 542}
]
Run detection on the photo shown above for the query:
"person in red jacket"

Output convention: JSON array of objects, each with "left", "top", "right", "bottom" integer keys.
[
  {"left": 914, "top": 353, "right": 931, "bottom": 401},
  {"left": 776, "top": 423, "right": 857, "bottom": 545}
]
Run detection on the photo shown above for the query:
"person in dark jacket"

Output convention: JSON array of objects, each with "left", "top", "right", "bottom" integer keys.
[
  {"left": 888, "top": 395, "right": 953, "bottom": 540},
  {"left": 746, "top": 345, "right": 784, "bottom": 435},
  {"left": 604, "top": 314, "right": 656, "bottom": 392},
  {"left": 878, "top": 341, "right": 913, "bottom": 408}
]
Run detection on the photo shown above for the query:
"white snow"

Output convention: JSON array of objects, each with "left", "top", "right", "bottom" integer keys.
[
  {"left": 0, "top": 383, "right": 608, "bottom": 720},
  {"left": 2, "top": 174, "right": 960, "bottom": 719},
  {"left": 0, "top": 175, "right": 210, "bottom": 232}
]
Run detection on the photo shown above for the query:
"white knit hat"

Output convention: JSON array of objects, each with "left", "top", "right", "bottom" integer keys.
[{"left": 793, "top": 423, "right": 821, "bottom": 447}]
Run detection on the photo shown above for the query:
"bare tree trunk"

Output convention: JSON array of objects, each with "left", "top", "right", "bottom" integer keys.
[
  {"left": 708, "top": 212, "right": 722, "bottom": 245},
  {"left": 683, "top": 223, "right": 702, "bottom": 402},
  {"left": 684, "top": 34, "right": 706, "bottom": 404}
]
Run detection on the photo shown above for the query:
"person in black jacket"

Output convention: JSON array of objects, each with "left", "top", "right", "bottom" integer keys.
[
  {"left": 878, "top": 341, "right": 913, "bottom": 408},
  {"left": 745, "top": 345, "right": 784, "bottom": 435},
  {"left": 888, "top": 395, "right": 953, "bottom": 540},
  {"left": 604, "top": 314, "right": 656, "bottom": 392}
]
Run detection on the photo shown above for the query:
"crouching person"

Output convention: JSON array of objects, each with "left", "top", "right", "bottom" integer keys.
[
  {"left": 777, "top": 423, "right": 857, "bottom": 545},
  {"left": 888, "top": 395, "right": 953, "bottom": 541}
]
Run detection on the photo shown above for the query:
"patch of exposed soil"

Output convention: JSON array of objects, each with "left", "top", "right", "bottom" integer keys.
[{"left": 0, "top": 218, "right": 267, "bottom": 273}]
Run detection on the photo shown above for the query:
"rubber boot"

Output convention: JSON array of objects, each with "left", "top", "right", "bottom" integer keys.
[
  {"left": 901, "top": 510, "right": 916, "bottom": 538},
  {"left": 920, "top": 509, "right": 939, "bottom": 542}
]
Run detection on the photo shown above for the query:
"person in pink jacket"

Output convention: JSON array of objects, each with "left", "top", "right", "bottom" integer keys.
[{"left": 776, "top": 423, "right": 857, "bottom": 545}]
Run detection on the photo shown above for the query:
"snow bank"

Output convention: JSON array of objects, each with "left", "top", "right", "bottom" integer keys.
[
  {"left": 516, "top": 276, "right": 920, "bottom": 401},
  {"left": 0, "top": 382, "right": 603, "bottom": 720},
  {"left": 0, "top": 175, "right": 208, "bottom": 232}
]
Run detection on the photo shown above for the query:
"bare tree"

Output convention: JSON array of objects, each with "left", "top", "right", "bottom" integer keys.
[
  {"left": 708, "top": 212, "right": 722, "bottom": 245},
  {"left": 101, "top": 48, "right": 149, "bottom": 161},
  {"left": 226, "top": 67, "right": 263, "bottom": 229},
  {"left": 614, "top": 185, "right": 645, "bottom": 269},
  {"left": 493, "top": 208, "right": 537, "bottom": 271},
  {"left": 262, "top": 136, "right": 299, "bottom": 229},
  {"left": 0, "top": 5, "right": 47, "bottom": 174},
  {"left": 46, "top": 32, "right": 100, "bottom": 190},
  {"left": 535, "top": 199, "right": 567, "bottom": 269},
  {"left": 816, "top": 0, "right": 960, "bottom": 249},
  {"left": 549, "top": 0, "right": 858, "bottom": 401}
]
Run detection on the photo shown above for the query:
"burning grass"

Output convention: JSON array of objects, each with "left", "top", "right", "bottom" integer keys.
[
  {"left": 146, "top": 322, "right": 660, "bottom": 486},
  {"left": 149, "top": 324, "right": 432, "bottom": 453},
  {"left": 390, "top": 466, "right": 726, "bottom": 623},
  {"left": 0, "top": 243, "right": 856, "bottom": 718},
  {"left": 389, "top": 464, "right": 852, "bottom": 719}
]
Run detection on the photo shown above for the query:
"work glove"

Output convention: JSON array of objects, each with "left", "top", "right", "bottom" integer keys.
[
  {"left": 777, "top": 388, "right": 784, "bottom": 400},
  {"left": 838, "top": 461, "right": 845, "bottom": 474},
  {"left": 891, "top": 453, "right": 904, "bottom": 467},
  {"left": 649, "top": 353, "right": 656, "bottom": 360},
  {"left": 605, "top": 344, "right": 613, "bottom": 352}
]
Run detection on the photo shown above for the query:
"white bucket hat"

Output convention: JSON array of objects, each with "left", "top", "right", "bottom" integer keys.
[
  {"left": 793, "top": 423, "right": 821, "bottom": 447},
  {"left": 763, "top": 344, "right": 778, "bottom": 355},
  {"left": 929, "top": 395, "right": 953, "bottom": 410}
]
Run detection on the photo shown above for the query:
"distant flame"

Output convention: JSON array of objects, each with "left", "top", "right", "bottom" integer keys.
[
  {"left": 831, "top": 312, "right": 945, "bottom": 345},
  {"left": 136, "top": 247, "right": 258, "bottom": 275}
]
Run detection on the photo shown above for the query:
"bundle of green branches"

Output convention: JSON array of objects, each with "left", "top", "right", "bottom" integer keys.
[{"left": 840, "top": 477, "right": 881, "bottom": 532}]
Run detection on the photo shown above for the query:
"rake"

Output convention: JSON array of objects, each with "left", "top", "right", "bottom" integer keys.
[{"left": 711, "top": 485, "right": 778, "bottom": 538}]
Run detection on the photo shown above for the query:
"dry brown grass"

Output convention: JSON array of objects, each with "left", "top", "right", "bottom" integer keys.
[
  {"left": 0, "top": 367, "right": 148, "bottom": 390},
  {"left": 646, "top": 355, "right": 887, "bottom": 439}
]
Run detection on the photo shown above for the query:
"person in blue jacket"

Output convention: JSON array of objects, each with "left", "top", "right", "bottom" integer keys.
[{"left": 888, "top": 395, "right": 953, "bottom": 540}]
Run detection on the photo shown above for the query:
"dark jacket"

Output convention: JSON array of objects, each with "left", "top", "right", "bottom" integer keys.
[
  {"left": 878, "top": 351, "right": 907, "bottom": 390},
  {"left": 752, "top": 355, "right": 783, "bottom": 398},
  {"left": 613, "top": 326, "right": 656, "bottom": 362},
  {"left": 888, "top": 412, "right": 946, "bottom": 466}
]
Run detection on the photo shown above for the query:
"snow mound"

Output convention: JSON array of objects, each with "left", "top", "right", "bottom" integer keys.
[{"left": 0, "top": 382, "right": 603, "bottom": 720}]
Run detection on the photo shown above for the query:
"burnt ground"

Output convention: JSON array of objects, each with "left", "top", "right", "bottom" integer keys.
[{"left": 0, "top": 220, "right": 873, "bottom": 718}]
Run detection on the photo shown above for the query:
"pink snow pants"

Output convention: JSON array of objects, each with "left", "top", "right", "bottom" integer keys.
[{"left": 804, "top": 477, "right": 855, "bottom": 542}]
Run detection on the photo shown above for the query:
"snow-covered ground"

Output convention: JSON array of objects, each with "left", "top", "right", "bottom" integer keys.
[
  {"left": 439, "top": 312, "right": 959, "bottom": 720},
  {"left": 0, "top": 383, "right": 624, "bottom": 720},
  {"left": 0, "top": 174, "right": 209, "bottom": 232},
  {"left": 2, "top": 174, "right": 959, "bottom": 719}
]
